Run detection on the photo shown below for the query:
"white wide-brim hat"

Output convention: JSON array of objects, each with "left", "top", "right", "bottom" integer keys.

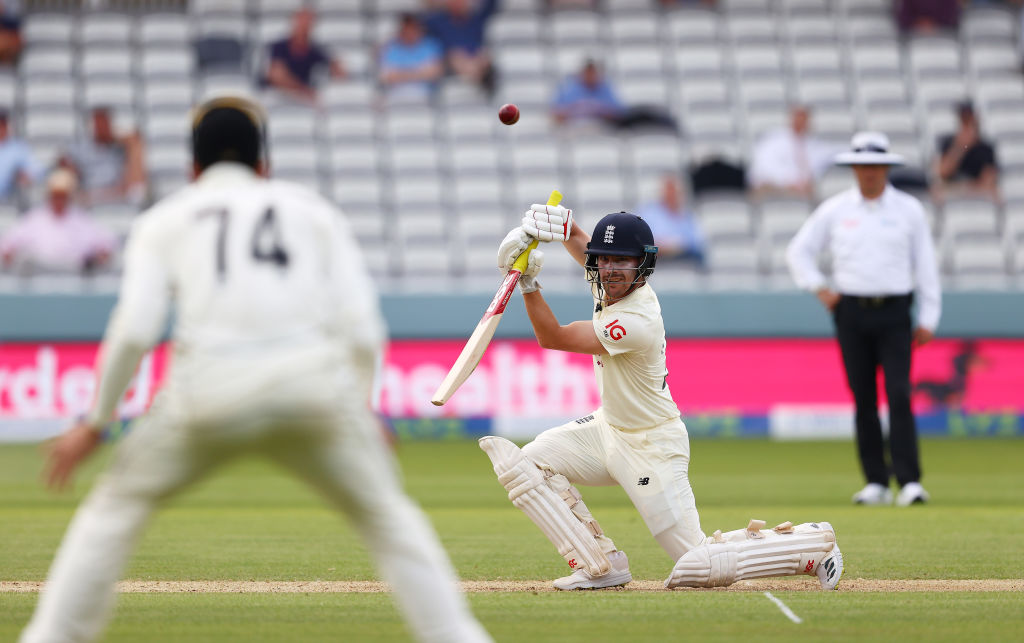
[{"left": 834, "top": 131, "right": 904, "bottom": 166}]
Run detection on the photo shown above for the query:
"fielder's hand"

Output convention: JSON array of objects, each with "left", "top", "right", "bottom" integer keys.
[
  {"left": 518, "top": 247, "right": 544, "bottom": 294},
  {"left": 45, "top": 420, "right": 103, "bottom": 491},
  {"left": 523, "top": 203, "right": 573, "bottom": 242},
  {"left": 497, "top": 227, "right": 532, "bottom": 275}
]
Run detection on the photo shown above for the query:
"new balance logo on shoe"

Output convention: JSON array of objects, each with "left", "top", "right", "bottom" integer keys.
[
  {"left": 823, "top": 557, "right": 837, "bottom": 580},
  {"left": 638, "top": 477, "right": 650, "bottom": 486}
]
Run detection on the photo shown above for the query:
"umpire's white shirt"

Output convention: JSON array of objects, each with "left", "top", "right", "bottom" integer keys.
[
  {"left": 86, "top": 162, "right": 385, "bottom": 426},
  {"left": 786, "top": 185, "right": 942, "bottom": 331},
  {"left": 592, "top": 284, "right": 680, "bottom": 431}
]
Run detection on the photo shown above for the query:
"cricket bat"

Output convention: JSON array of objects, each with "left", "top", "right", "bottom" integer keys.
[{"left": 431, "top": 189, "right": 562, "bottom": 406}]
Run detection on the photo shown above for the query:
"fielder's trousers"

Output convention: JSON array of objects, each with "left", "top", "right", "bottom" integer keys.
[{"left": 833, "top": 294, "right": 921, "bottom": 487}]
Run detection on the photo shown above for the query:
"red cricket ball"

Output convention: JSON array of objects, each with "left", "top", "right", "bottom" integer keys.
[{"left": 498, "top": 103, "right": 520, "bottom": 125}]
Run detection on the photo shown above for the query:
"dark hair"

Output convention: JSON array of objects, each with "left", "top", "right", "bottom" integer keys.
[{"left": 192, "top": 106, "right": 262, "bottom": 172}]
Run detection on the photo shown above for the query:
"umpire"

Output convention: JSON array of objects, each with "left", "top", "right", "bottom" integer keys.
[{"left": 787, "top": 131, "right": 941, "bottom": 507}]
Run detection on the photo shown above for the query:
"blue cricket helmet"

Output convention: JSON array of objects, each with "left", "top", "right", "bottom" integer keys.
[{"left": 584, "top": 211, "right": 659, "bottom": 278}]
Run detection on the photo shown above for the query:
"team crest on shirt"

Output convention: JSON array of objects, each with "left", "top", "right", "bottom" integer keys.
[{"left": 603, "top": 319, "right": 626, "bottom": 340}]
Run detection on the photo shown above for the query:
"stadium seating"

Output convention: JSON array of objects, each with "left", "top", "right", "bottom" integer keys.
[{"left": 1, "top": 1, "right": 1021, "bottom": 292}]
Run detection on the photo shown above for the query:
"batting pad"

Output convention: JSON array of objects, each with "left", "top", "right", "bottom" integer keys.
[
  {"left": 664, "top": 521, "right": 835, "bottom": 588},
  {"left": 479, "top": 436, "right": 611, "bottom": 576}
]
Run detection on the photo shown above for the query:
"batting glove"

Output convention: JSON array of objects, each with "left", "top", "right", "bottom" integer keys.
[
  {"left": 523, "top": 204, "right": 573, "bottom": 242},
  {"left": 497, "top": 227, "right": 532, "bottom": 275},
  {"left": 518, "top": 248, "right": 544, "bottom": 294}
]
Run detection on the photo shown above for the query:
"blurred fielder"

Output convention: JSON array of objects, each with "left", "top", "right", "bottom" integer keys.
[
  {"left": 482, "top": 206, "right": 845, "bottom": 590},
  {"left": 20, "top": 95, "right": 491, "bottom": 643}
]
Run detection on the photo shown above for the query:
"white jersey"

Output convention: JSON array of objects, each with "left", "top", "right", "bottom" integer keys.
[
  {"left": 591, "top": 283, "right": 679, "bottom": 430},
  {"left": 86, "top": 162, "right": 385, "bottom": 426}
]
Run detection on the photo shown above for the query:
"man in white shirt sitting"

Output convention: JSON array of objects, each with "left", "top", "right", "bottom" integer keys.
[
  {"left": 0, "top": 169, "right": 116, "bottom": 274},
  {"left": 786, "top": 131, "right": 941, "bottom": 508},
  {"left": 748, "top": 105, "right": 840, "bottom": 200}
]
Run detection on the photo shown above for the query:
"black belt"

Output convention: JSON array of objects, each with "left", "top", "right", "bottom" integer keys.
[{"left": 842, "top": 294, "right": 913, "bottom": 308}]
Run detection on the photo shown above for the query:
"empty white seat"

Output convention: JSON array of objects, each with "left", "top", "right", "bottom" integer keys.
[
  {"left": 733, "top": 46, "right": 784, "bottom": 76},
  {"left": 666, "top": 9, "right": 721, "bottom": 44},
  {"left": 950, "top": 242, "right": 1006, "bottom": 275},
  {"left": 608, "top": 14, "right": 659, "bottom": 44},
  {"left": 387, "top": 144, "right": 442, "bottom": 175},
  {"left": 451, "top": 144, "right": 501, "bottom": 176},
  {"left": 81, "top": 50, "right": 133, "bottom": 80},
  {"left": 489, "top": 13, "right": 541, "bottom": 45},
  {"left": 969, "top": 44, "right": 1020, "bottom": 77},
  {"left": 334, "top": 176, "right": 384, "bottom": 209},
  {"left": 23, "top": 14, "right": 74, "bottom": 45},
  {"left": 574, "top": 172, "right": 626, "bottom": 213},
  {"left": 25, "top": 111, "right": 77, "bottom": 144},
  {"left": 856, "top": 78, "right": 909, "bottom": 108},
  {"left": 392, "top": 177, "right": 444, "bottom": 208},
  {"left": 80, "top": 13, "right": 135, "bottom": 46},
  {"left": 145, "top": 112, "right": 190, "bottom": 142},
  {"left": 23, "top": 83, "right": 76, "bottom": 110},
  {"left": 849, "top": 45, "right": 902, "bottom": 77},
  {"left": 551, "top": 11, "right": 602, "bottom": 44},
  {"left": 708, "top": 239, "right": 761, "bottom": 273},
  {"left": 494, "top": 46, "right": 548, "bottom": 78},
  {"left": 314, "top": 16, "right": 365, "bottom": 47},
  {"left": 510, "top": 141, "right": 560, "bottom": 175},
  {"left": 784, "top": 15, "right": 837, "bottom": 44},
  {"left": 395, "top": 210, "right": 447, "bottom": 243},
  {"left": 907, "top": 36, "right": 962, "bottom": 77},
  {"left": 140, "top": 14, "right": 191, "bottom": 46},
  {"left": 627, "top": 135, "right": 685, "bottom": 175},
  {"left": 513, "top": 173, "right": 563, "bottom": 208},
  {"left": 943, "top": 199, "right": 999, "bottom": 237},
  {"left": 791, "top": 44, "right": 843, "bottom": 77},
  {"left": 726, "top": 16, "right": 778, "bottom": 44},
  {"left": 698, "top": 212, "right": 753, "bottom": 241},
  {"left": 453, "top": 173, "right": 504, "bottom": 211},
  {"left": 795, "top": 78, "right": 848, "bottom": 107},
  {"left": 612, "top": 46, "right": 665, "bottom": 78},
  {"left": 141, "top": 49, "right": 195, "bottom": 79},
  {"left": 672, "top": 45, "right": 726, "bottom": 78},
  {"left": 146, "top": 144, "right": 190, "bottom": 177},
  {"left": 330, "top": 141, "right": 379, "bottom": 176},
  {"left": 963, "top": 7, "right": 1018, "bottom": 43},
  {"left": 20, "top": 50, "right": 74, "bottom": 77},
  {"left": 83, "top": 80, "right": 135, "bottom": 110},
  {"left": 381, "top": 110, "right": 435, "bottom": 141}
]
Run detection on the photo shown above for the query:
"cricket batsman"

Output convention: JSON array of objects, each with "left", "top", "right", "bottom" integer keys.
[
  {"left": 482, "top": 205, "right": 845, "bottom": 590},
  {"left": 20, "top": 94, "right": 491, "bottom": 643}
]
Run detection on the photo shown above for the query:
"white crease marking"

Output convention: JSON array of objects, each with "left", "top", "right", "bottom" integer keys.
[{"left": 763, "top": 591, "right": 803, "bottom": 624}]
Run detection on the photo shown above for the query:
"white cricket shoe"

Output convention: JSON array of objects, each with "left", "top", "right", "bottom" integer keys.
[
  {"left": 553, "top": 550, "right": 632, "bottom": 590},
  {"left": 896, "top": 482, "right": 930, "bottom": 506},
  {"left": 814, "top": 522, "right": 844, "bottom": 590},
  {"left": 852, "top": 483, "right": 893, "bottom": 505}
]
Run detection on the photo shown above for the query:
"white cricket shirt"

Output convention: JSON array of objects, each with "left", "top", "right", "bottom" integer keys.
[
  {"left": 591, "top": 283, "right": 680, "bottom": 431},
  {"left": 86, "top": 162, "right": 385, "bottom": 426},
  {"left": 786, "top": 185, "right": 942, "bottom": 331}
]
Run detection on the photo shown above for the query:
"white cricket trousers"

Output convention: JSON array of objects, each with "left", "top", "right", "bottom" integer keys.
[
  {"left": 522, "top": 409, "right": 705, "bottom": 561},
  {"left": 20, "top": 345, "right": 491, "bottom": 643}
]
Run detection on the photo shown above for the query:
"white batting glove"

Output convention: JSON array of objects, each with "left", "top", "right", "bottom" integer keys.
[
  {"left": 518, "top": 248, "right": 544, "bottom": 294},
  {"left": 522, "top": 203, "right": 573, "bottom": 242},
  {"left": 497, "top": 227, "right": 532, "bottom": 274}
]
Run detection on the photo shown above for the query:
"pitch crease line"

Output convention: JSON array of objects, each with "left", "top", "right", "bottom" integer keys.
[{"left": 763, "top": 591, "right": 802, "bottom": 624}]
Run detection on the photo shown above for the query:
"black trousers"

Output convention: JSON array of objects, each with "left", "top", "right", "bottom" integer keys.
[{"left": 832, "top": 294, "right": 921, "bottom": 487}]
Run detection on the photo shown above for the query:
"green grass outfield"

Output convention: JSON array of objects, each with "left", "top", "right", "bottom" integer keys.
[{"left": 2, "top": 438, "right": 1022, "bottom": 642}]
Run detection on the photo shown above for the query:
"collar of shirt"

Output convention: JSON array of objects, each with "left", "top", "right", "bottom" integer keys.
[
  {"left": 850, "top": 184, "right": 894, "bottom": 210},
  {"left": 197, "top": 162, "right": 259, "bottom": 187}
]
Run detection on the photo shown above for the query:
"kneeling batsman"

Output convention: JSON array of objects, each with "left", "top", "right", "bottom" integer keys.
[{"left": 480, "top": 201, "right": 844, "bottom": 591}]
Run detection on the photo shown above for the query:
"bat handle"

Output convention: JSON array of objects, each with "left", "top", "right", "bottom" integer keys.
[{"left": 510, "top": 189, "right": 562, "bottom": 273}]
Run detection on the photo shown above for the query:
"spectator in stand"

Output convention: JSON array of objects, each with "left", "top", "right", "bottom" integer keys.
[
  {"left": 552, "top": 59, "right": 625, "bottom": 129},
  {"left": 0, "top": 1, "right": 22, "bottom": 66},
  {"left": 60, "top": 107, "right": 147, "bottom": 206},
  {"left": 265, "top": 8, "right": 346, "bottom": 105},
  {"left": 0, "top": 169, "right": 116, "bottom": 274},
  {"left": 934, "top": 101, "right": 1000, "bottom": 203},
  {"left": 636, "top": 174, "right": 707, "bottom": 270},
  {"left": 424, "top": 0, "right": 499, "bottom": 95},
  {"left": 894, "top": 0, "right": 961, "bottom": 35},
  {"left": 0, "top": 110, "right": 46, "bottom": 202},
  {"left": 748, "top": 105, "right": 840, "bottom": 200},
  {"left": 379, "top": 13, "right": 445, "bottom": 103}
]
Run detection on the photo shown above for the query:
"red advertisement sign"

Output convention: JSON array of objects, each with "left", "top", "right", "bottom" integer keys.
[{"left": 1, "top": 339, "right": 1021, "bottom": 421}]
